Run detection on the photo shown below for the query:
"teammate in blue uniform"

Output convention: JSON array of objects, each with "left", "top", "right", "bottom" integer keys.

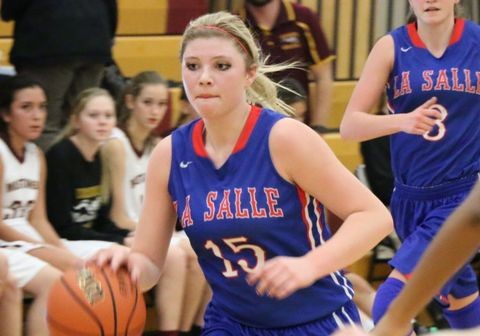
[
  {"left": 334, "top": 181, "right": 480, "bottom": 336},
  {"left": 340, "top": 0, "right": 480, "bottom": 330},
  {"left": 94, "top": 11, "right": 392, "bottom": 335}
]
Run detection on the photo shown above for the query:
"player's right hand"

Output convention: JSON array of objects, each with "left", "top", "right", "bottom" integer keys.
[
  {"left": 399, "top": 97, "right": 443, "bottom": 135},
  {"left": 92, "top": 245, "right": 161, "bottom": 291}
]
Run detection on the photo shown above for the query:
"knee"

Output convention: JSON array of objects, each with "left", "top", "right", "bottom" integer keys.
[
  {"left": 164, "top": 245, "right": 188, "bottom": 271},
  {"left": 2, "top": 281, "right": 22, "bottom": 306}
]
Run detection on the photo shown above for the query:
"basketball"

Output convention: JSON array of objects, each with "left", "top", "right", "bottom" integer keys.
[{"left": 47, "top": 263, "right": 146, "bottom": 336}]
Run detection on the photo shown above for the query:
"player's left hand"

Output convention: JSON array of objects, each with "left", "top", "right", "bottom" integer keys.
[{"left": 246, "top": 255, "right": 317, "bottom": 299}]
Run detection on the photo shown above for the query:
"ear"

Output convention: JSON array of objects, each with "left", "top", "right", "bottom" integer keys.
[
  {"left": 70, "top": 114, "right": 80, "bottom": 131},
  {"left": 245, "top": 65, "right": 258, "bottom": 87},
  {"left": 1, "top": 110, "right": 11, "bottom": 123},
  {"left": 125, "top": 94, "right": 135, "bottom": 110}
]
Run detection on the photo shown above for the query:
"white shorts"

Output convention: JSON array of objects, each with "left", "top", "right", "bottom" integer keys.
[
  {"left": 171, "top": 230, "right": 187, "bottom": 245},
  {"left": 62, "top": 239, "right": 114, "bottom": 259},
  {"left": 0, "top": 248, "right": 48, "bottom": 288}
]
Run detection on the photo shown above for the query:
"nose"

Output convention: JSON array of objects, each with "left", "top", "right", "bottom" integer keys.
[
  {"left": 32, "top": 107, "right": 45, "bottom": 119},
  {"left": 199, "top": 67, "right": 213, "bottom": 86}
]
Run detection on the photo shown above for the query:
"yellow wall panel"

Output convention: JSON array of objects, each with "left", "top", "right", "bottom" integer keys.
[
  {"left": 335, "top": 0, "right": 353, "bottom": 79},
  {"left": 0, "top": 21, "right": 13, "bottom": 37},
  {"left": 310, "top": 80, "right": 356, "bottom": 129},
  {"left": 113, "top": 36, "right": 182, "bottom": 81},
  {"left": 0, "top": 38, "right": 12, "bottom": 66},
  {"left": 117, "top": 0, "right": 168, "bottom": 35},
  {"left": 323, "top": 133, "right": 361, "bottom": 172},
  {"left": 319, "top": 0, "right": 336, "bottom": 54},
  {"left": 353, "top": 0, "right": 372, "bottom": 78}
]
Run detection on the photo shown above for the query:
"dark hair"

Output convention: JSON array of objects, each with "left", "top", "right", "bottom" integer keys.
[{"left": 0, "top": 75, "right": 46, "bottom": 133}]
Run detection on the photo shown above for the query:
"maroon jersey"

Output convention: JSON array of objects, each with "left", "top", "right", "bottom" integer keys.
[{"left": 240, "top": 0, "right": 334, "bottom": 123}]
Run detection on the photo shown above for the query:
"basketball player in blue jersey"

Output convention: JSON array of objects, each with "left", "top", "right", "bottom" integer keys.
[
  {"left": 335, "top": 180, "right": 480, "bottom": 335},
  {"left": 94, "top": 11, "right": 393, "bottom": 335},
  {"left": 340, "top": 0, "right": 480, "bottom": 330}
]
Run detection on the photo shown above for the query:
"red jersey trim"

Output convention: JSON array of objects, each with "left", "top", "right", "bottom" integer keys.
[
  {"left": 192, "top": 105, "right": 262, "bottom": 157},
  {"left": 407, "top": 18, "right": 465, "bottom": 48}
]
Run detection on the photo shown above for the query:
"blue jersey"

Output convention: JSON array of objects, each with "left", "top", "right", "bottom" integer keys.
[
  {"left": 168, "top": 106, "right": 354, "bottom": 328},
  {"left": 386, "top": 19, "right": 480, "bottom": 187}
]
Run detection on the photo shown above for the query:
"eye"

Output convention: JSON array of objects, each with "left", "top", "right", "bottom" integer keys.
[
  {"left": 185, "top": 62, "right": 199, "bottom": 71},
  {"left": 20, "top": 103, "right": 32, "bottom": 110},
  {"left": 216, "top": 62, "right": 231, "bottom": 71},
  {"left": 143, "top": 99, "right": 153, "bottom": 106}
]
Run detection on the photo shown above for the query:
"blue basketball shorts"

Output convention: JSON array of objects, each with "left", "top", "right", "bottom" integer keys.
[
  {"left": 201, "top": 300, "right": 360, "bottom": 336},
  {"left": 390, "top": 175, "right": 478, "bottom": 300}
]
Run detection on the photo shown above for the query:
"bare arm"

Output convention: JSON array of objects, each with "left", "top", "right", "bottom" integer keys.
[
  {"left": 101, "top": 139, "right": 137, "bottom": 230},
  {"left": 248, "top": 119, "right": 393, "bottom": 298},
  {"left": 309, "top": 60, "right": 333, "bottom": 127},
  {"left": 373, "top": 182, "right": 480, "bottom": 336},
  {"left": 340, "top": 35, "right": 442, "bottom": 141},
  {"left": 127, "top": 137, "right": 176, "bottom": 288},
  {"left": 278, "top": 119, "right": 392, "bottom": 275}
]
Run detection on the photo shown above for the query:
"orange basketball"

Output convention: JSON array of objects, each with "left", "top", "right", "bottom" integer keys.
[{"left": 47, "top": 263, "right": 146, "bottom": 336}]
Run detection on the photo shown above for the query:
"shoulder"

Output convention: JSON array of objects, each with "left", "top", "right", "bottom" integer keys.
[
  {"left": 102, "top": 137, "right": 125, "bottom": 157},
  {"left": 269, "top": 118, "right": 332, "bottom": 180},
  {"left": 269, "top": 117, "right": 320, "bottom": 153},
  {"left": 289, "top": 2, "right": 322, "bottom": 26},
  {"left": 270, "top": 117, "right": 318, "bottom": 146},
  {"left": 148, "top": 136, "right": 173, "bottom": 182},
  {"left": 463, "top": 19, "right": 480, "bottom": 42},
  {"left": 152, "top": 135, "right": 172, "bottom": 161},
  {"left": 110, "top": 127, "right": 127, "bottom": 140},
  {"left": 368, "top": 34, "right": 395, "bottom": 63}
]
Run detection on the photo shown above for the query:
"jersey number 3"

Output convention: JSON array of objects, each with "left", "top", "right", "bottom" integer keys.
[
  {"left": 205, "top": 237, "right": 266, "bottom": 278},
  {"left": 423, "top": 104, "right": 448, "bottom": 141}
]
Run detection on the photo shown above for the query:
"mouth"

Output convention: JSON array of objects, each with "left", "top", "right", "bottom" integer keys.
[
  {"left": 148, "top": 118, "right": 159, "bottom": 124},
  {"left": 425, "top": 7, "right": 440, "bottom": 12},
  {"left": 197, "top": 94, "right": 217, "bottom": 99}
]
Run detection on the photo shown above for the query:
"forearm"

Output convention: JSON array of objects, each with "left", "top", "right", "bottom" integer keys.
[
  {"left": 307, "top": 209, "right": 392, "bottom": 278},
  {"left": 31, "top": 221, "right": 62, "bottom": 246},
  {"left": 0, "top": 223, "right": 42, "bottom": 243},
  {"left": 311, "top": 76, "right": 333, "bottom": 127},
  {"left": 340, "top": 111, "right": 404, "bottom": 141}
]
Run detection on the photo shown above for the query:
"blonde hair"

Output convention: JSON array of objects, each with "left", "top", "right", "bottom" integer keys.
[
  {"left": 180, "top": 11, "right": 297, "bottom": 116},
  {"left": 54, "top": 88, "right": 115, "bottom": 144}
]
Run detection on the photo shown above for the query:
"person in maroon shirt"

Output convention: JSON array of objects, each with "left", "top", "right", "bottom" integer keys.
[{"left": 240, "top": 0, "right": 335, "bottom": 131}]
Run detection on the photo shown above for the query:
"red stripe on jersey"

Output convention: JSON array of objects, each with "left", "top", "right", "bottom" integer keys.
[
  {"left": 232, "top": 105, "right": 262, "bottom": 154},
  {"left": 192, "top": 105, "right": 262, "bottom": 157},
  {"left": 407, "top": 18, "right": 465, "bottom": 48},
  {"left": 192, "top": 120, "right": 208, "bottom": 157}
]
